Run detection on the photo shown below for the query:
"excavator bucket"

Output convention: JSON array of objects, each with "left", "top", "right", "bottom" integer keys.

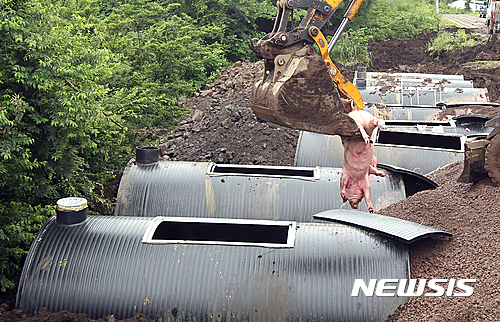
[
  {"left": 250, "top": 45, "right": 360, "bottom": 137},
  {"left": 248, "top": 0, "right": 367, "bottom": 137}
]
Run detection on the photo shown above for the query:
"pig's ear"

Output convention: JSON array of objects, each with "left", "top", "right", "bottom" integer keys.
[{"left": 369, "top": 117, "right": 378, "bottom": 125}]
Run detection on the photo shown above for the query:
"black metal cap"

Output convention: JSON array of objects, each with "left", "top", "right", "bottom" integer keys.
[
  {"left": 356, "top": 78, "right": 367, "bottom": 90},
  {"left": 356, "top": 66, "right": 367, "bottom": 81},
  {"left": 136, "top": 146, "right": 160, "bottom": 164},
  {"left": 56, "top": 197, "right": 88, "bottom": 225}
]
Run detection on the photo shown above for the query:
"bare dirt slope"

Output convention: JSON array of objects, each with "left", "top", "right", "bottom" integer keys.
[
  {"left": 1, "top": 30, "right": 500, "bottom": 322},
  {"left": 384, "top": 162, "right": 500, "bottom": 321}
]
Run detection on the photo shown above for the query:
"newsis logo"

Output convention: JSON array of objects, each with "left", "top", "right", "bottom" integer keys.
[{"left": 351, "top": 279, "right": 476, "bottom": 297}]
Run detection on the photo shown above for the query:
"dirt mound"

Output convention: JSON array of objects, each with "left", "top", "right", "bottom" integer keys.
[
  {"left": 2, "top": 29, "right": 500, "bottom": 322},
  {"left": 477, "top": 34, "right": 500, "bottom": 60},
  {"left": 384, "top": 162, "right": 500, "bottom": 321},
  {"left": 161, "top": 60, "right": 299, "bottom": 166},
  {"left": 367, "top": 30, "right": 440, "bottom": 73}
]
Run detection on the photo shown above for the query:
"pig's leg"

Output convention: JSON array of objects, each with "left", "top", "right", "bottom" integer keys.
[
  {"left": 371, "top": 117, "right": 387, "bottom": 130},
  {"left": 354, "top": 120, "right": 371, "bottom": 143},
  {"left": 369, "top": 155, "right": 386, "bottom": 177},
  {"left": 363, "top": 176, "right": 374, "bottom": 213},
  {"left": 340, "top": 169, "right": 349, "bottom": 202}
]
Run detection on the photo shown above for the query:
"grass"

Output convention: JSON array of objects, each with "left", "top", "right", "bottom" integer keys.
[
  {"left": 427, "top": 29, "right": 480, "bottom": 56},
  {"left": 463, "top": 61, "right": 500, "bottom": 69}
]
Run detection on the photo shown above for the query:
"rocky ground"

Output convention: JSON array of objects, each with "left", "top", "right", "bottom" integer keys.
[{"left": 1, "top": 27, "right": 500, "bottom": 322}]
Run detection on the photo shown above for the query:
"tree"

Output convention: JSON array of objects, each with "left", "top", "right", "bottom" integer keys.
[
  {"left": 0, "top": 0, "right": 128, "bottom": 291},
  {"left": 100, "top": 0, "right": 229, "bottom": 127}
]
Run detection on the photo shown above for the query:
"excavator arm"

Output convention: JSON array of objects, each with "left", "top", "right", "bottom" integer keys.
[{"left": 249, "top": 0, "right": 365, "bottom": 137}]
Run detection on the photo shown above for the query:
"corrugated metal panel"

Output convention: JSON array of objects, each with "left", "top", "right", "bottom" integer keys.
[
  {"left": 17, "top": 215, "right": 410, "bottom": 321},
  {"left": 114, "top": 161, "right": 407, "bottom": 217},
  {"left": 377, "top": 164, "right": 437, "bottom": 197},
  {"left": 294, "top": 131, "right": 464, "bottom": 175},
  {"left": 439, "top": 102, "right": 500, "bottom": 108},
  {"left": 364, "top": 104, "right": 442, "bottom": 121},
  {"left": 313, "top": 209, "right": 452, "bottom": 243},
  {"left": 355, "top": 75, "right": 473, "bottom": 89},
  {"left": 381, "top": 117, "right": 493, "bottom": 135},
  {"left": 355, "top": 71, "right": 465, "bottom": 82},
  {"left": 358, "top": 86, "right": 488, "bottom": 106}
]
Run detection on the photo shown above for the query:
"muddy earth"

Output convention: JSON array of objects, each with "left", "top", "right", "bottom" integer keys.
[{"left": 2, "top": 30, "right": 500, "bottom": 322}]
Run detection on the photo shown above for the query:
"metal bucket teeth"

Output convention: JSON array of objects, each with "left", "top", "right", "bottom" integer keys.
[{"left": 250, "top": 46, "right": 360, "bottom": 137}]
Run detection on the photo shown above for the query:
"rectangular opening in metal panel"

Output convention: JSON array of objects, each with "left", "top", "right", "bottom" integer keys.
[
  {"left": 211, "top": 165, "right": 316, "bottom": 178},
  {"left": 377, "top": 130, "right": 462, "bottom": 151},
  {"left": 385, "top": 121, "right": 452, "bottom": 127},
  {"left": 143, "top": 218, "right": 296, "bottom": 247}
]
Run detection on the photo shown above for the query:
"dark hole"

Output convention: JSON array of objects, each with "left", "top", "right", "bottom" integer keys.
[
  {"left": 385, "top": 121, "right": 452, "bottom": 126},
  {"left": 212, "top": 165, "right": 314, "bottom": 177},
  {"left": 377, "top": 131, "right": 462, "bottom": 150},
  {"left": 152, "top": 221, "right": 290, "bottom": 244}
]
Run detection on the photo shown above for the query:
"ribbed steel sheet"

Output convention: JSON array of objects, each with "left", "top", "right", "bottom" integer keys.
[
  {"left": 355, "top": 75, "right": 473, "bottom": 89},
  {"left": 382, "top": 116, "right": 493, "bottom": 135},
  {"left": 313, "top": 209, "right": 451, "bottom": 243},
  {"left": 364, "top": 104, "right": 443, "bottom": 121},
  {"left": 354, "top": 71, "right": 465, "bottom": 82},
  {"left": 358, "top": 86, "right": 488, "bottom": 106},
  {"left": 114, "top": 161, "right": 407, "bottom": 217},
  {"left": 376, "top": 164, "right": 437, "bottom": 197},
  {"left": 294, "top": 131, "right": 464, "bottom": 175},
  {"left": 17, "top": 215, "right": 410, "bottom": 322}
]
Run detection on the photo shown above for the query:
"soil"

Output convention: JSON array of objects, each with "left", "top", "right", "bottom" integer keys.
[{"left": 2, "top": 28, "right": 500, "bottom": 322}]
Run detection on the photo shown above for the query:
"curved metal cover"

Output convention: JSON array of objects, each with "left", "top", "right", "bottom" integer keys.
[
  {"left": 17, "top": 216, "right": 410, "bottom": 322},
  {"left": 452, "top": 115, "right": 494, "bottom": 135},
  {"left": 377, "top": 163, "right": 437, "bottom": 197},
  {"left": 437, "top": 102, "right": 500, "bottom": 109},
  {"left": 313, "top": 209, "right": 452, "bottom": 243},
  {"left": 294, "top": 131, "right": 464, "bottom": 175},
  {"left": 115, "top": 161, "right": 406, "bottom": 218}
]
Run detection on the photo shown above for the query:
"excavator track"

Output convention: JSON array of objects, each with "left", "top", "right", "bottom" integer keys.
[{"left": 485, "top": 134, "right": 500, "bottom": 186}]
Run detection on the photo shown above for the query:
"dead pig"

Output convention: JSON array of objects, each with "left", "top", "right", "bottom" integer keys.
[{"left": 340, "top": 110, "right": 387, "bottom": 212}]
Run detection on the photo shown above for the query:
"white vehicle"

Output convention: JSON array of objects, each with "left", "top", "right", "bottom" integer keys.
[{"left": 485, "top": 0, "right": 500, "bottom": 33}]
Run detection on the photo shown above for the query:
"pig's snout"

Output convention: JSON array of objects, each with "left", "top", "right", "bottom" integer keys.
[
  {"left": 379, "top": 121, "right": 387, "bottom": 130},
  {"left": 349, "top": 200, "right": 360, "bottom": 209}
]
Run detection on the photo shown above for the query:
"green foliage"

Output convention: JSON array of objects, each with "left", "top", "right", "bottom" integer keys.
[
  {"left": 0, "top": 0, "right": 232, "bottom": 291},
  {"left": 465, "top": 0, "right": 471, "bottom": 11},
  {"left": 438, "top": 3, "right": 468, "bottom": 14},
  {"left": 0, "top": 202, "right": 53, "bottom": 292},
  {"left": 101, "top": 2, "right": 228, "bottom": 127},
  {"left": 330, "top": 28, "right": 372, "bottom": 67},
  {"left": 470, "top": 61, "right": 500, "bottom": 69},
  {"left": 428, "top": 29, "right": 478, "bottom": 56},
  {"left": 158, "top": 0, "right": 276, "bottom": 62},
  {"left": 360, "top": 0, "right": 445, "bottom": 43},
  {"left": 0, "top": 0, "right": 131, "bottom": 291}
]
